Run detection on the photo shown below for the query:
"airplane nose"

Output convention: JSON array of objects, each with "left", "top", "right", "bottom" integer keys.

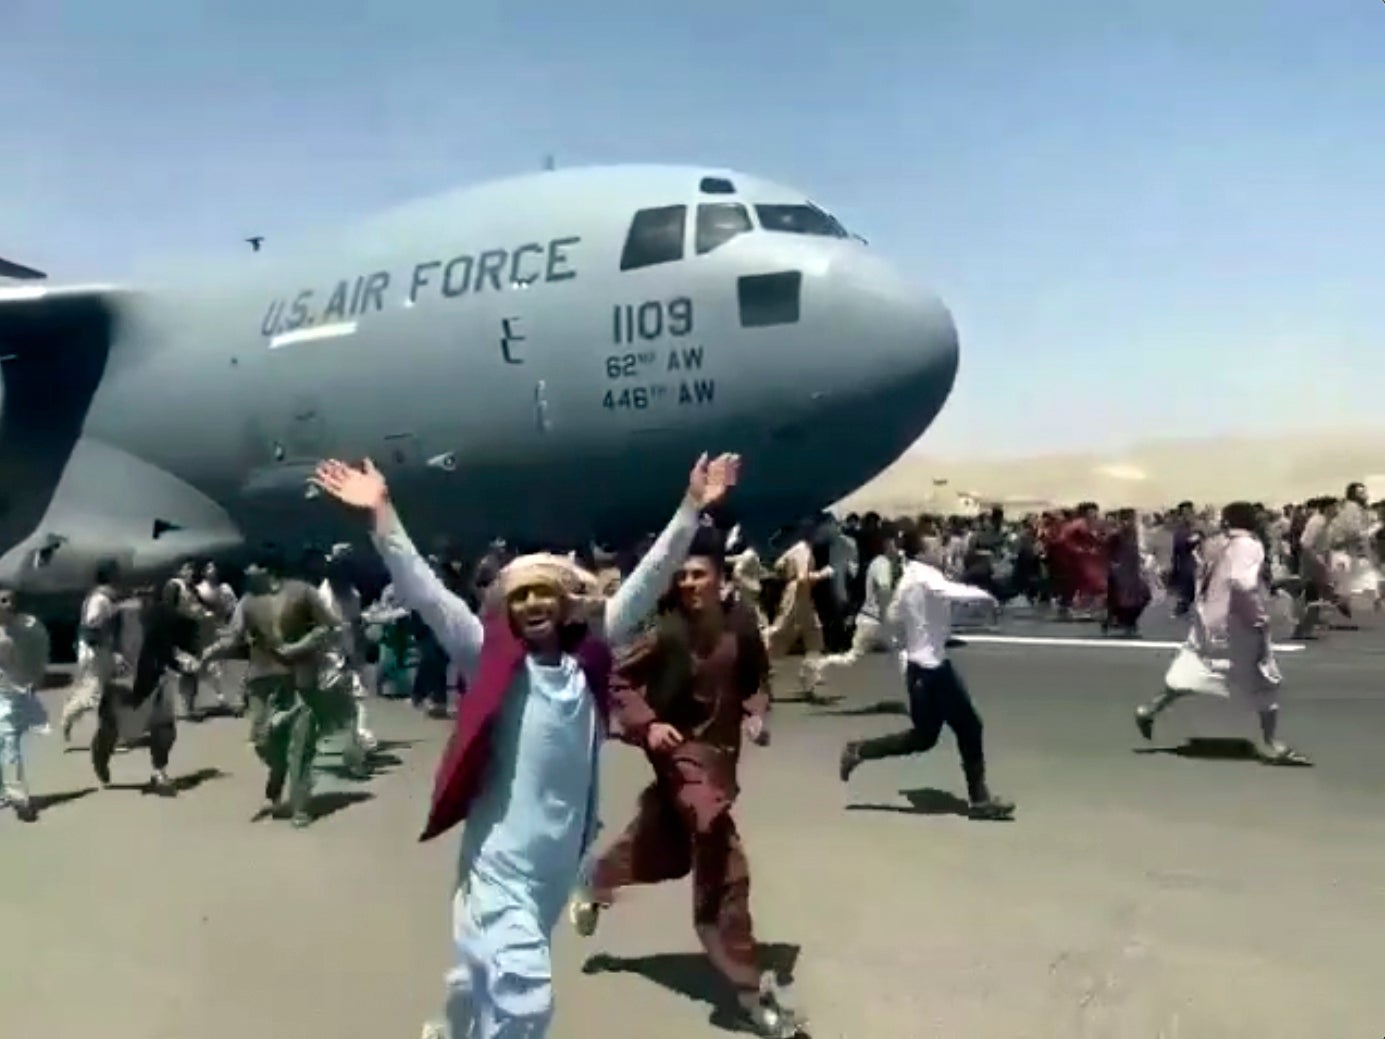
[
  {"left": 828, "top": 251, "right": 959, "bottom": 427},
  {"left": 900, "top": 291, "right": 960, "bottom": 398}
]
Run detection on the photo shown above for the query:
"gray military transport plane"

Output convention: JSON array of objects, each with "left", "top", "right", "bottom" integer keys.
[{"left": 0, "top": 164, "right": 958, "bottom": 616}]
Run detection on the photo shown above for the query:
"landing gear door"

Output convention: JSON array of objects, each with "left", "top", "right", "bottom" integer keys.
[{"left": 242, "top": 395, "right": 329, "bottom": 498}]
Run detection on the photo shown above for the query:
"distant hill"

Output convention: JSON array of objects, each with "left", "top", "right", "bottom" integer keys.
[{"left": 834, "top": 430, "right": 1385, "bottom": 515}]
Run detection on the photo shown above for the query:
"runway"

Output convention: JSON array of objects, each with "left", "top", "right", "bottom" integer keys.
[{"left": 3, "top": 606, "right": 1383, "bottom": 1038}]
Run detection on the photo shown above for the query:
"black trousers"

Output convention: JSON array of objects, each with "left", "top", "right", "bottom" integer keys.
[
  {"left": 855, "top": 660, "right": 989, "bottom": 802},
  {"left": 411, "top": 632, "right": 449, "bottom": 707},
  {"left": 91, "top": 685, "right": 175, "bottom": 783}
]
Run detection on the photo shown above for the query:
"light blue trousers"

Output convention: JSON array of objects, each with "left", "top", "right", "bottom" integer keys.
[
  {"left": 0, "top": 726, "right": 28, "bottom": 802},
  {"left": 443, "top": 872, "right": 572, "bottom": 1039}
]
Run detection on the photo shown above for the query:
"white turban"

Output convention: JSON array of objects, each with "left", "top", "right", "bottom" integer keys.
[{"left": 486, "top": 553, "right": 604, "bottom": 622}]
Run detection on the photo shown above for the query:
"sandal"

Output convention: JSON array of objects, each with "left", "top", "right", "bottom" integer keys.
[{"left": 1262, "top": 745, "right": 1312, "bottom": 767}]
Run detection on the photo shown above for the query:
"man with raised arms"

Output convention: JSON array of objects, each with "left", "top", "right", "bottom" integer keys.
[{"left": 311, "top": 452, "right": 739, "bottom": 1039}]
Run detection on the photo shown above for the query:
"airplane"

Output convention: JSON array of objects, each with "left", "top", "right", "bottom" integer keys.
[{"left": 0, "top": 163, "right": 959, "bottom": 618}]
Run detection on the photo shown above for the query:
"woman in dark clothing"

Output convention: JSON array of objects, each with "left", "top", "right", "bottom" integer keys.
[
  {"left": 1103, "top": 509, "right": 1151, "bottom": 636},
  {"left": 1009, "top": 518, "right": 1047, "bottom": 605},
  {"left": 92, "top": 583, "right": 198, "bottom": 793},
  {"left": 1167, "top": 501, "right": 1202, "bottom": 616}
]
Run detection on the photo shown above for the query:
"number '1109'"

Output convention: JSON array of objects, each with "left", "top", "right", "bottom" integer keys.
[{"left": 612, "top": 297, "right": 693, "bottom": 344}]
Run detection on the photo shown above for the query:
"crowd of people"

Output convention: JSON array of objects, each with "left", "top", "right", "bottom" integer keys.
[{"left": 0, "top": 461, "right": 1379, "bottom": 1038}]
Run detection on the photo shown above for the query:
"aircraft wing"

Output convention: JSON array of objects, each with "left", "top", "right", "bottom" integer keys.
[
  {"left": 0, "top": 281, "right": 131, "bottom": 562},
  {"left": 0, "top": 255, "right": 47, "bottom": 280},
  {"left": 0, "top": 281, "right": 248, "bottom": 600},
  {"left": 0, "top": 281, "right": 123, "bottom": 304}
]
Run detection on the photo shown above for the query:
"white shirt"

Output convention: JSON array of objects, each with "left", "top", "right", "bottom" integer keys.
[
  {"left": 886, "top": 558, "right": 996, "bottom": 669},
  {"left": 859, "top": 554, "right": 897, "bottom": 622}
]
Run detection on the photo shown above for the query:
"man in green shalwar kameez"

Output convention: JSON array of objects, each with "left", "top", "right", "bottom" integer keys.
[{"left": 201, "top": 549, "right": 342, "bottom": 827}]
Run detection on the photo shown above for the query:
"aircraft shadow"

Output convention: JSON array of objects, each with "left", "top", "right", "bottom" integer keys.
[
  {"left": 845, "top": 786, "right": 974, "bottom": 819},
  {"left": 582, "top": 941, "right": 801, "bottom": 1033}
]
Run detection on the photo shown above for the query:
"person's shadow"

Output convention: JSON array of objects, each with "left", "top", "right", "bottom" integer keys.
[
  {"left": 815, "top": 699, "right": 907, "bottom": 718},
  {"left": 1133, "top": 737, "right": 1261, "bottom": 762},
  {"left": 844, "top": 787, "right": 974, "bottom": 818},
  {"left": 24, "top": 786, "right": 99, "bottom": 818},
  {"left": 102, "top": 766, "right": 228, "bottom": 797},
  {"left": 316, "top": 738, "right": 418, "bottom": 781},
  {"left": 583, "top": 941, "right": 801, "bottom": 1032}
]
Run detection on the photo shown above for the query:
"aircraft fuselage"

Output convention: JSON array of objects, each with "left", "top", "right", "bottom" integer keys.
[{"left": 0, "top": 165, "right": 960, "bottom": 609}]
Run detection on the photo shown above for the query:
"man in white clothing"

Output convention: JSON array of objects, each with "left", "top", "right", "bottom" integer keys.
[
  {"left": 764, "top": 525, "right": 832, "bottom": 699},
  {"left": 1135, "top": 501, "right": 1310, "bottom": 766},
  {"left": 0, "top": 585, "right": 51, "bottom": 822},
  {"left": 194, "top": 562, "right": 241, "bottom": 714},
  {"left": 838, "top": 528, "right": 1015, "bottom": 820},
  {"left": 1328, "top": 481, "right": 1380, "bottom": 611},
  {"left": 60, "top": 561, "right": 123, "bottom": 742},
  {"left": 317, "top": 544, "right": 378, "bottom": 775},
  {"left": 806, "top": 527, "right": 901, "bottom": 686}
]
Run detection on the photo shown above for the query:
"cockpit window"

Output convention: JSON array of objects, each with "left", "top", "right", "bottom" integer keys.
[
  {"left": 620, "top": 205, "right": 687, "bottom": 271},
  {"left": 696, "top": 203, "right": 752, "bottom": 255},
  {"left": 754, "top": 204, "right": 849, "bottom": 239},
  {"left": 699, "top": 176, "right": 736, "bottom": 194}
]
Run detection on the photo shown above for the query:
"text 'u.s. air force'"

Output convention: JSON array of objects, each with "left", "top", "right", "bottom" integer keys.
[{"left": 259, "top": 235, "right": 580, "bottom": 337}]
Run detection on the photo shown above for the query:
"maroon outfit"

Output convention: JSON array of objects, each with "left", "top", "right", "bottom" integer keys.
[
  {"left": 419, "top": 609, "right": 612, "bottom": 842},
  {"left": 1055, "top": 517, "right": 1107, "bottom": 605},
  {"left": 589, "top": 598, "right": 771, "bottom": 994}
]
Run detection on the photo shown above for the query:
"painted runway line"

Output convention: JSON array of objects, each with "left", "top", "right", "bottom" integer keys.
[{"left": 958, "top": 633, "right": 1307, "bottom": 654}]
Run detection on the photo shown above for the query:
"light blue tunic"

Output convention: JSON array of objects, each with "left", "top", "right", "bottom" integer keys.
[
  {"left": 0, "top": 616, "right": 51, "bottom": 804},
  {"left": 372, "top": 499, "right": 700, "bottom": 1039}
]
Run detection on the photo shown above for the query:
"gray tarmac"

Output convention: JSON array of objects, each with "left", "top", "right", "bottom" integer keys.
[{"left": 3, "top": 602, "right": 1383, "bottom": 1039}]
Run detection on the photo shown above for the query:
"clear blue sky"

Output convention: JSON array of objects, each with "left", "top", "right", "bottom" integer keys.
[{"left": 4, "top": 0, "right": 1381, "bottom": 457}]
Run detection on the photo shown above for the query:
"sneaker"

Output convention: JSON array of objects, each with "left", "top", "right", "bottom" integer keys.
[
  {"left": 968, "top": 795, "right": 1015, "bottom": 821},
  {"left": 1135, "top": 707, "right": 1154, "bottom": 741},
  {"left": 738, "top": 975, "right": 807, "bottom": 1038},
  {"left": 13, "top": 798, "right": 38, "bottom": 823},
  {"left": 838, "top": 743, "right": 862, "bottom": 783},
  {"left": 569, "top": 899, "right": 601, "bottom": 938}
]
